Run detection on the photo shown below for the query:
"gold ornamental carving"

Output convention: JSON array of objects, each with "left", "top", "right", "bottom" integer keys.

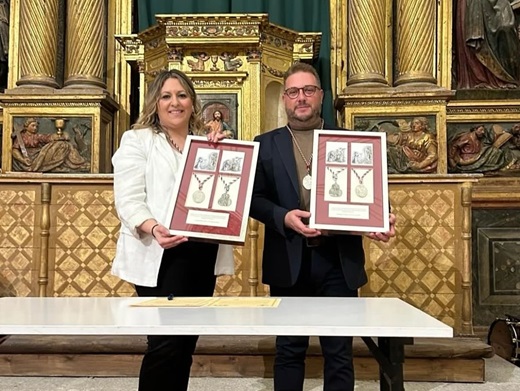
[
  {"left": 347, "top": 0, "right": 388, "bottom": 86},
  {"left": 156, "top": 14, "right": 265, "bottom": 44},
  {"left": 261, "top": 64, "right": 285, "bottom": 78},
  {"left": 17, "top": 0, "right": 60, "bottom": 88},
  {"left": 64, "top": 0, "right": 106, "bottom": 89},
  {"left": 394, "top": 0, "right": 437, "bottom": 86}
]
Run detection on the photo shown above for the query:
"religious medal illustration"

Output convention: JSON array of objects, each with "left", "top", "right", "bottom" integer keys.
[
  {"left": 192, "top": 173, "right": 213, "bottom": 203},
  {"left": 351, "top": 168, "right": 372, "bottom": 198},
  {"left": 327, "top": 167, "right": 345, "bottom": 197},
  {"left": 217, "top": 176, "right": 240, "bottom": 207}
]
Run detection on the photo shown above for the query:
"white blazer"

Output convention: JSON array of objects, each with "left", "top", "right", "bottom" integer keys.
[{"left": 111, "top": 128, "right": 235, "bottom": 287}]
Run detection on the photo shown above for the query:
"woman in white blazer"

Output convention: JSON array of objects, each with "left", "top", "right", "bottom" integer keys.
[{"left": 112, "top": 69, "right": 234, "bottom": 391}]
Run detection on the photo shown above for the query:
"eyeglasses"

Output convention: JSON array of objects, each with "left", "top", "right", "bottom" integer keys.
[{"left": 284, "top": 85, "right": 321, "bottom": 99}]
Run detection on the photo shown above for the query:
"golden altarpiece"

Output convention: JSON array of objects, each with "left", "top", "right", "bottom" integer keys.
[
  {"left": 0, "top": 8, "right": 322, "bottom": 301},
  {"left": 1, "top": 0, "right": 520, "bottom": 340}
]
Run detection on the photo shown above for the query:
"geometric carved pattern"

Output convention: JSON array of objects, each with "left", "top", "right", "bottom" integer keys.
[
  {"left": 0, "top": 187, "right": 39, "bottom": 298},
  {"left": 361, "top": 185, "right": 462, "bottom": 331},
  {"left": 51, "top": 186, "right": 124, "bottom": 297},
  {"left": 472, "top": 209, "right": 520, "bottom": 327},
  {"left": 477, "top": 228, "right": 520, "bottom": 306},
  {"left": 0, "top": 180, "right": 258, "bottom": 299}
]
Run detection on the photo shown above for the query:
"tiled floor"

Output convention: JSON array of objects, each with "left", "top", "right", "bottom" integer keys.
[{"left": 1, "top": 355, "right": 519, "bottom": 390}]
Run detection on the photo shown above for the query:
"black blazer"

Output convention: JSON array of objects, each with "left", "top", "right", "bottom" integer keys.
[{"left": 250, "top": 124, "right": 367, "bottom": 289}]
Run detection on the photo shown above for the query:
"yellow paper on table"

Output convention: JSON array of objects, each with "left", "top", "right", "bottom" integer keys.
[
  {"left": 132, "top": 297, "right": 280, "bottom": 308},
  {"left": 211, "top": 297, "right": 280, "bottom": 307}
]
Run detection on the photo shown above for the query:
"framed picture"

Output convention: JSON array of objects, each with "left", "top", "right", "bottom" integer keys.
[
  {"left": 167, "top": 136, "right": 259, "bottom": 245},
  {"left": 199, "top": 93, "right": 238, "bottom": 139},
  {"left": 309, "top": 130, "right": 389, "bottom": 233}
]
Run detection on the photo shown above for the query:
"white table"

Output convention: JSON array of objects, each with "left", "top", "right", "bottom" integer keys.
[{"left": 0, "top": 296, "right": 452, "bottom": 391}]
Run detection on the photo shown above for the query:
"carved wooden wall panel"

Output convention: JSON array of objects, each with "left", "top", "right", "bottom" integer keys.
[
  {"left": 0, "top": 177, "right": 260, "bottom": 299},
  {"left": 50, "top": 185, "right": 121, "bottom": 297},
  {"left": 0, "top": 185, "right": 39, "bottom": 297},
  {"left": 361, "top": 180, "right": 474, "bottom": 335}
]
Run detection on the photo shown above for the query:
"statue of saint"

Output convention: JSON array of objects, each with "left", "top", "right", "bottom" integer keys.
[
  {"left": 12, "top": 118, "right": 90, "bottom": 173},
  {"left": 448, "top": 124, "right": 517, "bottom": 173},
  {"left": 455, "top": 0, "right": 520, "bottom": 89},
  {"left": 386, "top": 117, "right": 438, "bottom": 174},
  {"left": 0, "top": 0, "right": 9, "bottom": 91}
]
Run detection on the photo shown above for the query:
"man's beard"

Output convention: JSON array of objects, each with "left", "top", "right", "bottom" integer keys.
[{"left": 285, "top": 106, "right": 321, "bottom": 125}]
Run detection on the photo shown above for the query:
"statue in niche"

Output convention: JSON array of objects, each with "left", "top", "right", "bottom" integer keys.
[
  {"left": 455, "top": 0, "right": 520, "bottom": 89},
  {"left": 448, "top": 123, "right": 518, "bottom": 173},
  {"left": 384, "top": 117, "right": 438, "bottom": 174},
  {"left": 0, "top": 0, "right": 9, "bottom": 92},
  {"left": 11, "top": 117, "right": 91, "bottom": 173}
]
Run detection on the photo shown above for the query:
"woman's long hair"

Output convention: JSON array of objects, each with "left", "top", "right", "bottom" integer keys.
[{"left": 132, "top": 69, "right": 204, "bottom": 134}]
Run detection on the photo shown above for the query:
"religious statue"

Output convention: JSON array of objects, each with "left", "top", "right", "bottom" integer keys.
[
  {"left": 386, "top": 117, "right": 438, "bottom": 174},
  {"left": 219, "top": 52, "right": 242, "bottom": 71},
  {"left": 455, "top": 0, "right": 520, "bottom": 89},
  {"left": 11, "top": 118, "right": 91, "bottom": 173},
  {"left": 187, "top": 52, "right": 209, "bottom": 71},
  {"left": 448, "top": 124, "right": 517, "bottom": 173},
  {"left": 0, "top": 0, "right": 9, "bottom": 91}
]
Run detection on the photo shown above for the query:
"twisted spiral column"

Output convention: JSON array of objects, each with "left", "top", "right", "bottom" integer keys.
[
  {"left": 347, "top": 0, "right": 388, "bottom": 86},
  {"left": 394, "top": 0, "right": 437, "bottom": 86},
  {"left": 16, "top": 0, "right": 60, "bottom": 88},
  {"left": 64, "top": 0, "right": 106, "bottom": 89}
]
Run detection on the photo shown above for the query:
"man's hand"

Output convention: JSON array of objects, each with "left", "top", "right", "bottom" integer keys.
[
  {"left": 284, "top": 209, "right": 321, "bottom": 237},
  {"left": 365, "top": 212, "right": 396, "bottom": 242}
]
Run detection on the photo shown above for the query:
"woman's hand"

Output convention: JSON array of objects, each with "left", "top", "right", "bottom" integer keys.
[
  {"left": 152, "top": 224, "right": 188, "bottom": 249},
  {"left": 206, "top": 130, "right": 227, "bottom": 143}
]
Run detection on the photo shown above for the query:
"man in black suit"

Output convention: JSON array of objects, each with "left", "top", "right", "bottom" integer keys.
[{"left": 250, "top": 62, "right": 396, "bottom": 391}]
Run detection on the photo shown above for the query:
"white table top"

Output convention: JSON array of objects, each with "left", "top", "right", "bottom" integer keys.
[{"left": 0, "top": 297, "right": 452, "bottom": 338}]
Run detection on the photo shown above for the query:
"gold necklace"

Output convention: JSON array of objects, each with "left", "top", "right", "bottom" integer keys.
[{"left": 285, "top": 119, "right": 324, "bottom": 190}]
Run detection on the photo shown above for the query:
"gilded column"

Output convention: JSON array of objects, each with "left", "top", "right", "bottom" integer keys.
[
  {"left": 347, "top": 0, "right": 389, "bottom": 86},
  {"left": 16, "top": 0, "right": 60, "bottom": 88},
  {"left": 64, "top": 0, "right": 106, "bottom": 89},
  {"left": 394, "top": 0, "right": 436, "bottom": 86},
  {"left": 38, "top": 183, "right": 51, "bottom": 297}
]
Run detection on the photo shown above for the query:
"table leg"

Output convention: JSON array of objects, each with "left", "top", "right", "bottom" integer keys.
[{"left": 361, "top": 336, "right": 413, "bottom": 391}]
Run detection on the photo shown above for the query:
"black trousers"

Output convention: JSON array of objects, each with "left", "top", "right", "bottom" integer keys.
[
  {"left": 135, "top": 241, "right": 218, "bottom": 391},
  {"left": 269, "top": 241, "right": 358, "bottom": 391}
]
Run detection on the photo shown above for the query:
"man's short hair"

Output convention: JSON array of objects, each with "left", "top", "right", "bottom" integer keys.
[{"left": 283, "top": 62, "right": 321, "bottom": 87}]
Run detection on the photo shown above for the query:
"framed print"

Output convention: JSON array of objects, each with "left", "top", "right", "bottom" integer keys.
[
  {"left": 309, "top": 130, "right": 389, "bottom": 233},
  {"left": 167, "top": 136, "right": 259, "bottom": 245}
]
